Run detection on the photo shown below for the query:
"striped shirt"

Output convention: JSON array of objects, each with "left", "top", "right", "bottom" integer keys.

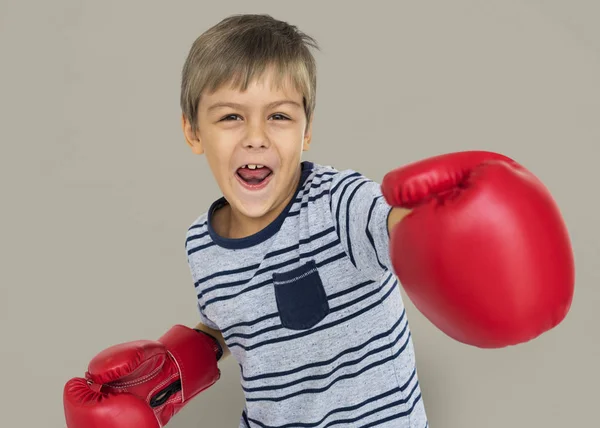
[{"left": 185, "top": 161, "right": 428, "bottom": 428}]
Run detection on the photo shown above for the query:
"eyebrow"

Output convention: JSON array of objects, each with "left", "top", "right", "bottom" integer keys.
[{"left": 207, "top": 100, "right": 303, "bottom": 112}]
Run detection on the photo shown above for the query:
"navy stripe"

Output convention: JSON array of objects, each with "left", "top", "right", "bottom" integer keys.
[
  {"left": 333, "top": 176, "right": 361, "bottom": 247},
  {"left": 345, "top": 178, "right": 370, "bottom": 267},
  {"left": 185, "top": 229, "right": 209, "bottom": 245},
  {"left": 357, "top": 393, "right": 423, "bottom": 428},
  {"left": 287, "top": 209, "right": 301, "bottom": 219},
  {"left": 292, "top": 171, "right": 334, "bottom": 207},
  {"left": 365, "top": 196, "right": 388, "bottom": 271},
  {"left": 244, "top": 330, "right": 412, "bottom": 402},
  {"left": 187, "top": 221, "right": 207, "bottom": 231},
  {"left": 327, "top": 384, "right": 421, "bottom": 428},
  {"left": 195, "top": 262, "right": 262, "bottom": 287},
  {"left": 330, "top": 171, "right": 361, "bottom": 197},
  {"left": 221, "top": 312, "right": 278, "bottom": 335},
  {"left": 248, "top": 371, "right": 418, "bottom": 428},
  {"left": 298, "top": 185, "right": 332, "bottom": 208},
  {"left": 303, "top": 171, "right": 336, "bottom": 191},
  {"left": 265, "top": 226, "right": 336, "bottom": 259},
  {"left": 240, "top": 309, "right": 406, "bottom": 383},
  {"left": 327, "top": 277, "right": 374, "bottom": 300},
  {"left": 187, "top": 240, "right": 216, "bottom": 256},
  {"left": 242, "top": 310, "right": 410, "bottom": 393},
  {"left": 226, "top": 274, "right": 398, "bottom": 351},
  {"left": 246, "top": 372, "right": 421, "bottom": 428}
]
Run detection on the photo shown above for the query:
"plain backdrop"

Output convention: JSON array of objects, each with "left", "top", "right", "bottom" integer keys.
[{"left": 1, "top": 0, "right": 598, "bottom": 427}]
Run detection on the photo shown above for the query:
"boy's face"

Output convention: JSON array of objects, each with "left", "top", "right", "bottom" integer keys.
[{"left": 182, "top": 68, "right": 312, "bottom": 230}]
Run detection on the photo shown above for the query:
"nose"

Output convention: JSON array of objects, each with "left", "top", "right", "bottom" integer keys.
[{"left": 243, "top": 120, "right": 270, "bottom": 149}]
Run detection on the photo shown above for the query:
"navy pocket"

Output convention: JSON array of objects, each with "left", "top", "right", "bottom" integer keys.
[{"left": 273, "top": 260, "right": 330, "bottom": 330}]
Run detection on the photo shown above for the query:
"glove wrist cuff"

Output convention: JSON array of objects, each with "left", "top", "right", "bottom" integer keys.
[{"left": 194, "top": 329, "right": 223, "bottom": 361}]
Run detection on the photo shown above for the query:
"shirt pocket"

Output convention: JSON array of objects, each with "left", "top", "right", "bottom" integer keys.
[{"left": 272, "top": 260, "right": 330, "bottom": 330}]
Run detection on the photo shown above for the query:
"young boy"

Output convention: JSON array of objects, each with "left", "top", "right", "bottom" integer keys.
[
  {"left": 181, "top": 12, "right": 426, "bottom": 428},
  {"left": 63, "top": 13, "right": 574, "bottom": 428},
  {"left": 178, "top": 14, "right": 427, "bottom": 427}
]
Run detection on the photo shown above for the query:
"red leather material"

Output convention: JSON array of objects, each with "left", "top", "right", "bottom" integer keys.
[
  {"left": 382, "top": 151, "right": 575, "bottom": 348},
  {"left": 64, "top": 378, "right": 159, "bottom": 428},
  {"left": 64, "top": 325, "right": 221, "bottom": 427},
  {"left": 157, "top": 325, "right": 222, "bottom": 404}
]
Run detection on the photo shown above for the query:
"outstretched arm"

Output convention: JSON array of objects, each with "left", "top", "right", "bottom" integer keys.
[{"left": 387, "top": 207, "right": 411, "bottom": 236}]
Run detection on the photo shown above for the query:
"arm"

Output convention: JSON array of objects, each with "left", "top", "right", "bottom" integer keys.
[
  {"left": 387, "top": 207, "right": 411, "bottom": 236},
  {"left": 329, "top": 168, "right": 408, "bottom": 280},
  {"left": 194, "top": 321, "right": 231, "bottom": 361}
]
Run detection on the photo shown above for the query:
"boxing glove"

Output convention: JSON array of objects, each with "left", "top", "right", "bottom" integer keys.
[
  {"left": 63, "top": 325, "right": 222, "bottom": 428},
  {"left": 381, "top": 151, "right": 574, "bottom": 348}
]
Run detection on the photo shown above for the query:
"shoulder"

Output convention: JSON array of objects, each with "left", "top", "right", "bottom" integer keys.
[
  {"left": 293, "top": 163, "right": 377, "bottom": 222},
  {"left": 184, "top": 211, "right": 211, "bottom": 254},
  {"left": 301, "top": 162, "right": 364, "bottom": 195},
  {"left": 186, "top": 211, "right": 209, "bottom": 240},
  {"left": 185, "top": 197, "right": 227, "bottom": 243},
  {"left": 306, "top": 162, "right": 376, "bottom": 197}
]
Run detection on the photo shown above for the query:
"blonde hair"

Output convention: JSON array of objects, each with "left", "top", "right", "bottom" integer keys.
[{"left": 180, "top": 14, "right": 319, "bottom": 134}]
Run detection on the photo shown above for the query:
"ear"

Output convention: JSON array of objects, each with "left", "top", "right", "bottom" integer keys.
[
  {"left": 181, "top": 113, "right": 204, "bottom": 155},
  {"left": 302, "top": 119, "right": 313, "bottom": 151}
]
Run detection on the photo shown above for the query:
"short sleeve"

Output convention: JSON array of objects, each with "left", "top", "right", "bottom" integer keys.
[
  {"left": 185, "top": 222, "right": 221, "bottom": 331},
  {"left": 328, "top": 169, "right": 394, "bottom": 281},
  {"left": 196, "top": 301, "right": 220, "bottom": 331}
]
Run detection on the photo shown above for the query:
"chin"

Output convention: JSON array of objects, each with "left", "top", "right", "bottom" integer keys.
[
  {"left": 224, "top": 176, "right": 280, "bottom": 219},
  {"left": 233, "top": 200, "right": 275, "bottom": 220}
]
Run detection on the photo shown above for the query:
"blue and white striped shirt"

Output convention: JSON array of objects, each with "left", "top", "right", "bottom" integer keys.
[{"left": 185, "top": 161, "right": 428, "bottom": 428}]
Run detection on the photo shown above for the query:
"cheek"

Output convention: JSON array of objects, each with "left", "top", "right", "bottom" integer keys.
[
  {"left": 203, "top": 132, "right": 235, "bottom": 161},
  {"left": 271, "top": 124, "right": 306, "bottom": 148},
  {"left": 276, "top": 137, "right": 303, "bottom": 159}
]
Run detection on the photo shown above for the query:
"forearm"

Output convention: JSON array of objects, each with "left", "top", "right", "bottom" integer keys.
[
  {"left": 194, "top": 322, "right": 231, "bottom": 361},
  {"left": 387, "top": 207, "right": 411, "bottom": 235}
]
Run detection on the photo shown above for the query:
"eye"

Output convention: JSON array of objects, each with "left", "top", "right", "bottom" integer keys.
[
  {"left": 269, "top": 113, "right": 290, "bottom": 121},
  {"left": 220, "top": 114, "right": 242, "bottom": 121}
]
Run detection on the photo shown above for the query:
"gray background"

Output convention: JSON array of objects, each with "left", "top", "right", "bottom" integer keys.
[{"left": 1, "top": 0, "right": 598, "bottom": 427}]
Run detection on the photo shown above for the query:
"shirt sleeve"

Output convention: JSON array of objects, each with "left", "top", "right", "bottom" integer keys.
[
  {"left": 196, "top": 301, "right": 220, "bottom": 330},
  {"left": 328, "top": 168, "right": 394, "bottom": 281},
  {"left": 185, "top": 224, "right": 221, "bottom": 331}
]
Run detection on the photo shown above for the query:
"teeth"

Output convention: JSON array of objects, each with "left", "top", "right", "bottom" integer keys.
[{"left": 246, "top": 164, "right": 264, "bottom": 170}]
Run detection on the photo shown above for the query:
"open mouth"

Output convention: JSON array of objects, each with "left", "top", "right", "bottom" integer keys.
[{"left": 236, "top": 164, "right": 273, "bottom": 189}]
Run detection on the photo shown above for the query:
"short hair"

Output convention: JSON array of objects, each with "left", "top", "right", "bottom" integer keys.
[{"left": 180, "top": 14, "right": 319, "bottom": 134}]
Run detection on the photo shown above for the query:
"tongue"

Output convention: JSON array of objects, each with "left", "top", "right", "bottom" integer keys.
[{"left": 237, "top": 167, "right": 271, "bottom": 183}]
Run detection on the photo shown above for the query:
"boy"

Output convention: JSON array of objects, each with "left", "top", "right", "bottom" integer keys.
[{"left": 63, "top": 13, "right": 574, "bottom": 428}]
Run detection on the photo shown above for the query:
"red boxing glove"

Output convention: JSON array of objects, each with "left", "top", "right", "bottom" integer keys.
[
  {"left": 381, "top": 151, "right": 575, "bottom": 348},
  {"left": 63, "top": 325, "right": 222, "bottom": 427}
]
